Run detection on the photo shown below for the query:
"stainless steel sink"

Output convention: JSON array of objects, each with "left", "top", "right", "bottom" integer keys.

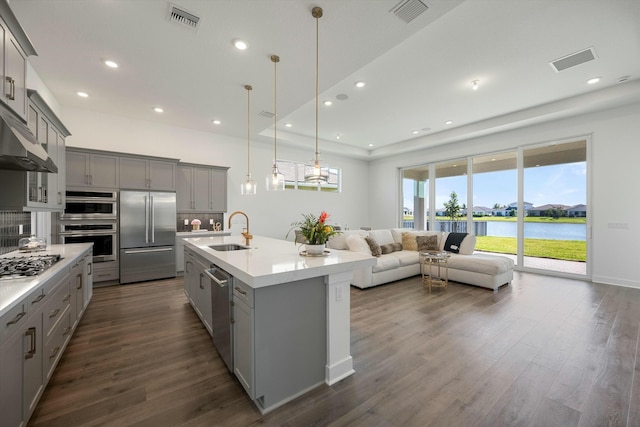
[{"left": 208, "top": 244, "right": 250, "bottom": 251}]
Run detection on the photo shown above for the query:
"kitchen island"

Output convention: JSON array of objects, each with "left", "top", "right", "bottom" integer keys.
[{"left": 183, "top": 235, "right": 376, "bottom": 414}]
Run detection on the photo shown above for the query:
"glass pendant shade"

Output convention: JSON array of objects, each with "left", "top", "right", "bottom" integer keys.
[
  {"left": 266, "top": 54, "right": 285, "bottom": 191},
  {"left": 304, "top": 7, "right": 330, "bottom": 185},
  {"left": 266, "top": 164, "right": 285, "bottom": 191},
  {"left": 242, "top": 174, "right": 257, "bottom": 195},
  {"left": 242, "top": 84, "right": 256, "bottom": 195}
]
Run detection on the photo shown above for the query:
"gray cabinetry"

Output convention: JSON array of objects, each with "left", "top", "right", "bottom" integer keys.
[
  {"left": 0, "top": 246, "right": 92, "bottom": 426},
  {"left": 66, "top": 150, "right": 119, "bottom": 189},
  {"left": 176, "top": 163, "right": 228, "bottom": 213},
  {"left": 183, "top": 247, "right": 212, "bottom": 335},
  {"left": 0, "top": 1, "right": 36, "bottom": 121},
  {"left": 0, "top": 91, "right": 70, "bottom": 211},
  {"left": 119, "top": 156, "right": 177, "bottom": 191},
  {"left": 232, "top": 276, "right": 326, "bottom": 412}
]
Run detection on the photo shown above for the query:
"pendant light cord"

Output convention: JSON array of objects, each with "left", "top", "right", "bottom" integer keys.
[
  {"left": 245, "top": 84, "right": 252, "bottom": 177},
  {"left": 314, "top": 8, "right": 320, "bottom": 162},
  {"left": 272, "top": 55, "right": 279, "bottom": 164}
]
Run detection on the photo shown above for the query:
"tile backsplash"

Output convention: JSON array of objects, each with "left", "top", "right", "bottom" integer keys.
[
  {"left": 177, "top": 212, "right": 224, "bottom": 232},
  {"left": 0, "top": 211, "right": 32, "bottom": 255}
]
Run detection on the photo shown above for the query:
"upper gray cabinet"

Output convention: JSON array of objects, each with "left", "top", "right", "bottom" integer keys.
[
  {"left": 0, "top": 1, "right": 37, "bottom": 121},
  {"left": 119, "top": 156, "right": 177, "bottom": 191},
  {"left": 177, "top": 163, "right": 228, "bottom": 213},
  {"left": 0, "top": 91, "right": 70, "bottom": 211},
  {"left": 66, "top": 149, "right": 119, "bottom": 189}
]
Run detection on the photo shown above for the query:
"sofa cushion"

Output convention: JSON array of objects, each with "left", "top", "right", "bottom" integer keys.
[
  {"left": 417, "top": 235, "right": 439, "bottom": 252},
  {"left": 345, "top": 234, "right": 372, "bottom": 255},
  {"left": 369, "top": 229, "right": 395, "bottom": 246},
  {"left": 372, "top": 254, "right": 401, "bottom": 273},
  {"left": 395, "top": 250, "right": 420, "bottom": 266},
  {"left": 365, "top": 236, "right": 382, "bottom": 257}
]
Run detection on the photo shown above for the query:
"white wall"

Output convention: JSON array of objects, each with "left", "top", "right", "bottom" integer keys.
[
  {"left": 368, "top": 102, "right": 640, "bottom": 289},
  {"left": 62, "top": 107, "right": 370, "bottom": 241}
]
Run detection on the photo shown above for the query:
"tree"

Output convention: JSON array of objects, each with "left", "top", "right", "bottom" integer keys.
[
  {"left": 493, "top": 203, "right": 501, "bottom": 209},
  {"left": 443, "top": 191, "right": 462, "bottom": 221}
]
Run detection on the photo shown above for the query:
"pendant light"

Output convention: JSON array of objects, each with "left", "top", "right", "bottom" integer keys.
[
  {"left": 305, "top": 6, "right": 329, "bottom": 184},
  {"left": 241, "top": 84, "right": 257, "bottom": 195},
  {"left": 266, "top": 54, "right": 285, "bottom": 191}
]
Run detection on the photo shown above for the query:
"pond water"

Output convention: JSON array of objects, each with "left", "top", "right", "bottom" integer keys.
[{"left": 487, "top": 221, "right": 586, "bottom": 241}]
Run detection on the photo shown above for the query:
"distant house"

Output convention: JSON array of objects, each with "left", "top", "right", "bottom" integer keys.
[
  {"left": 471, "top": 206, "right": 493, "bottom": 216},
  {"left": 492, "top": 202, "right": 533, "bottom": 216},
  {"left": 528, "top": 204, "right": 570, "bottom": 217},
  {"left": 566, "top": 204, "right": 587, "bottom": 217}
]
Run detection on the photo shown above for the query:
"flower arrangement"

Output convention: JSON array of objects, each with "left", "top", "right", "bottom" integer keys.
[
  {"left": 191, "top": 219, "right": 201, "bottom": 230},
  {"left": 288, "top": 211, "right": 340, "bottom": 245}
]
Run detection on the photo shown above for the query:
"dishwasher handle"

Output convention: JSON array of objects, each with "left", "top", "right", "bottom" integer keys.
[{"left": 204, "top": 268, "right": 228, "bottom": 287}]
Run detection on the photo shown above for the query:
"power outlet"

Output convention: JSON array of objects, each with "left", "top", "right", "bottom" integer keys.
[
  {"left": 210, "top": 219, "right": 214, "bottom": 225},
  {"left": 184, "top": 219, "right": 189, "bottom": 226}
]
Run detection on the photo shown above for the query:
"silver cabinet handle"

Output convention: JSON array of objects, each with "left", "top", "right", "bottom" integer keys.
[
  {"left": 76, "top": 274, "right": 83, "bottom": 289},
  {"left": 24, "top": 327, "right": 36, "bottom": 359},
  {"left": 5, "top": 76, "right": 15, "bottom": 100},
  {"left": 203, "top": 269, "right": 227, "bottom": 287},
  {"left": 49, "top": 346, "right": 60, "bottom": 360},
  {"left": 32, "top": 294, "right": 46, "bottom": 304},
  {"left": 49, "top": 308, "right": 61, "bottom": 318},
  {"left": 234, "top": 286, "right": 247, "bottom": 295},
  {"left": 7, "top": 311, "right": 25, "bottom": 326}
]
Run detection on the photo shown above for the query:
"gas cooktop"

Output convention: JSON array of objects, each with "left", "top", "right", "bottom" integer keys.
[{"left": 0, "top": 254, "right": 62, "bottom": 280}]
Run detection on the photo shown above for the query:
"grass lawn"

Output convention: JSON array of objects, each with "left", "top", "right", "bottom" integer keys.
[{"left": 475, "top": 236, "right": 586, "bottom": 262}]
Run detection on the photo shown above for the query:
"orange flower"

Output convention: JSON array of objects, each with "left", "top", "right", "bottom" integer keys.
[{"left": 319, "top": 211, "right": 329, "bottom": 223}]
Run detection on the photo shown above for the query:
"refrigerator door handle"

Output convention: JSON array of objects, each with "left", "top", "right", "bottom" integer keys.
[
  {"left": 150, "top": 195, "right": 155, "bottom": 243},
  {"left": 124, "top": 247, "right": 174, "bottom": 255},
  {"left": 144, "top": 195, "right": 149, "bottom": 243}
]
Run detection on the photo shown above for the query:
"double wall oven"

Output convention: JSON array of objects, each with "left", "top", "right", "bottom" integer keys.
[{"left": 59, "top": 191, "right": 118, "bottom": 269}]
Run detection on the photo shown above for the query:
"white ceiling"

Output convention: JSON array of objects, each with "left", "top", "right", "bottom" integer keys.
[{"left": 10, "top": 0, "right": 640, "bottom": 160}]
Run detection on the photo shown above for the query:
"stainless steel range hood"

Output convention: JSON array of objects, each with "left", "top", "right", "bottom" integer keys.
[{"left": 0, "top": 102, "right": 57, "bottom": 173}]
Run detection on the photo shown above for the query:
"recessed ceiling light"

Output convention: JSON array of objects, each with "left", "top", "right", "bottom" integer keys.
[
  {"left": 154, "top": 107, "right": 164, "bottom": 113},
  {"left": 284, "top": 123, "right": 292, "bottom": 128},
  {"left": 336, "top": 93, "right": 349, "bottom": 101},
  {"left": 471, "top": 80, "right": 479, "bottom": 91},
  {"left": 618, "top": 75, "right": 631, "bottom": 83},
  {"left": 104, "top": 60, "right": 119, "bottom": 68},
  {"left": 368, "top": 143, "right": 373, "bottom": 147},
  {"left": 323, "top": 100, "right": 333, "bottom": 106},
  {"left": 336, "top": 134, "right": 340, "bottom": 140},
  {"left": 445, "top": 120, "right": 453, "bottom": 125},
  {"left": 355, "top": 81, "right": 366, "bottom": 88},
  {"left": 233, "top": 39, "right": 248, "bottom": 50},
  {"left": 77, "top": 91, "right": 89, "bottom": 98},
  {"left": 412, "top": 130, "right": 419, "bottom": 134},
  {"left": 212, "top": 120, "right": 221, "bottom": 125},
  {"left": 587, "top": 77, "right": 601, "bottom": 85}
]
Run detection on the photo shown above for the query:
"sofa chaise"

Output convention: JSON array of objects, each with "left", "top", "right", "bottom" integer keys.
[{"left": 327, "top": 228, "right": 514, "bottom": 292}]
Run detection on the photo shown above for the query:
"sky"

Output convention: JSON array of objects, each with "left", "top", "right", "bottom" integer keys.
[{"left": 403, "top": 162, "right": 586, "bottom": 211}]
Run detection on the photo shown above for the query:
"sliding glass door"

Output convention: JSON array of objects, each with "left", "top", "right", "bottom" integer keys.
[{"left": 400, "top": 138, "right": 589, "bottom": 278}]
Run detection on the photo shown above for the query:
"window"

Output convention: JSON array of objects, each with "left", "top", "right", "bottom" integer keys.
[{"left": 278, "top": 160, "right": 341, "bottom": 192}]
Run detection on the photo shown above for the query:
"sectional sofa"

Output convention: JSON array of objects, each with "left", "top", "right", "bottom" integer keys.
[{"left": 327, "top": 228, "right": 514, "bottom": 292}]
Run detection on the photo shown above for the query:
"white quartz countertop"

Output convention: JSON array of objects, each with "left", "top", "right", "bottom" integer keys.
[
  {"left": 0, "top": 243, "right": 92, "bottom": 317},
  {"left": 184, "top": 235, "right": 376, "bottom": 289}
]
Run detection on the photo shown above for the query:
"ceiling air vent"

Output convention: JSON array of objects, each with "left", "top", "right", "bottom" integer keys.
[
  {"left": 391, "top": 0, "right": 428, "bottom": 24},
  {"left": 168, "top": 3, "right": 200, "bottom": 30},
  {"left": 258, "top": 111, "right": 275, "bottom": 119},
  {"left": 550, "top": 47, "right": 597, "bottom": 72}
]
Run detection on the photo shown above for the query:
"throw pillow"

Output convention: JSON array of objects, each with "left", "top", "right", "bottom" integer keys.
[
  {"left": 444, "top": 232, "right": 468, "bottom": 254},
  {"left": 379, "top": 243, "right": 394, "bottom": 254},
  {"left": 365, "top": 236, "right": 382, "bottom": 257},
  {"left": 416, "top": 235, "right": 439, "bottom": 252},
  {"left": 401, "top": 232, "right": 418, "bottom": 251},
  {"left": 345, "top": 235, "right": 372, "bottom": 255},
  {"left": 391, "top": 242, "right": 403, "bottom": 252}
]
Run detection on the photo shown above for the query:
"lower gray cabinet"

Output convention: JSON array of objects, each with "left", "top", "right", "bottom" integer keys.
[{"left": 232, "top": 276, "right": 326, "bottom": 412}]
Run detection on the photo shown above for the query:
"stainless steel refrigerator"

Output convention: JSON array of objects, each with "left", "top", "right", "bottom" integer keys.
[{"left": 119, "top": 191, "right": 176, "bottom": 284}]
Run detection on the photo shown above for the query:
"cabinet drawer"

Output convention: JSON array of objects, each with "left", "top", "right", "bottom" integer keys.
[
  {"left": 93, "top": 265, "right": 119, "bottom": 282},
  {"left": 0, "top": 301, "right": 27, "bottom": 345},
  {"left": 44, "top": 308, "right": 72, "bottom": 381},
  {"left": 43, "top": 281, "right": 72, "bottom": 340},
  {"left": 27, "top": 268, "right": 70, "bottom": 315},
  {"left": 232, "top": 279, "right": 254, "bottom": 308}
]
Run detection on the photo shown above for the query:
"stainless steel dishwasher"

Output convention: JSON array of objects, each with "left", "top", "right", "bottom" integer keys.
[{"left": 204, "top": 265, "right": 233, "bottom": 372}]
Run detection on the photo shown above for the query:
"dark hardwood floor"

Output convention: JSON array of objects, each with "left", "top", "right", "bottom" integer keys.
[{"left": 27, "top": 272, "right": 640, "bottom": 427}]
